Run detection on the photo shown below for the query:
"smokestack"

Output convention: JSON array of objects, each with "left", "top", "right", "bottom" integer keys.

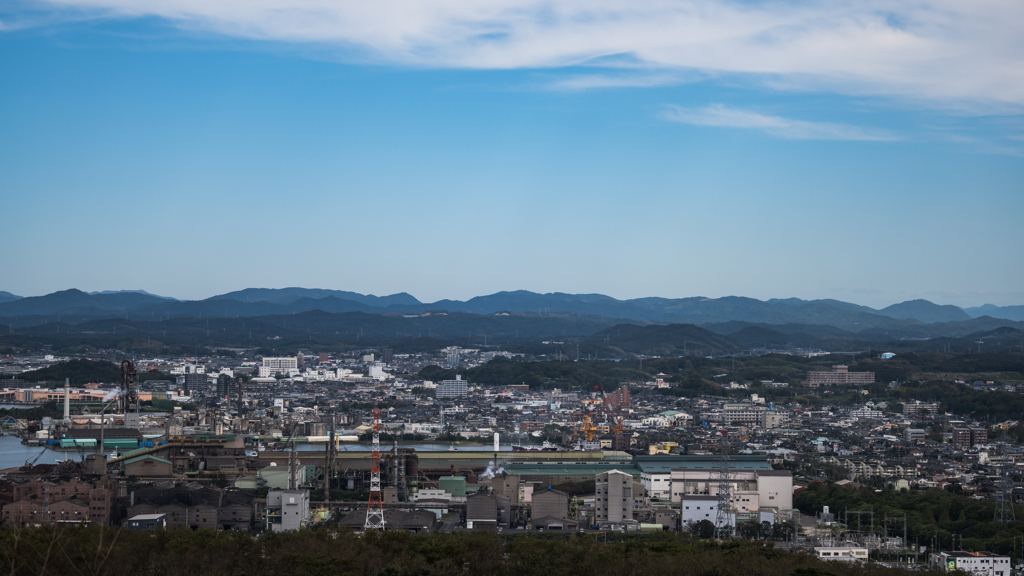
[
  {"left": 63, "top": 378, "right": 70, "bottom": 421},
  {"left": 493, "top": 432, "right": 499, "bottom": 453}
]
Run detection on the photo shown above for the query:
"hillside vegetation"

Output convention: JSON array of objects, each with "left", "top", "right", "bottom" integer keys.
[
  {"left": 0, "top": 526, "right": 943, "bottom": 576},
  {"left": 14, "top": 359, "right": 121, "bottom": 384}
]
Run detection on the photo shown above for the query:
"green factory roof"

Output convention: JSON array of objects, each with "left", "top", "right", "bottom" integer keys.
[{"left": 504, "top": 463, "right": 642, "bottom": 478}]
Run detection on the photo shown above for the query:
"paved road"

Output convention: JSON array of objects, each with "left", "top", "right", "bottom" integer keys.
[{"left": 440, "top": 517, "right": 460, "bottom": 532}]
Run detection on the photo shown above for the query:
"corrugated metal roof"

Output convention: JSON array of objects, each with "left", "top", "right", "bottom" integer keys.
[
  {"left": 634, "top": 455, "right": 771, "bottom": 474},
  {"left": 125, "top": 454, "right": 172, "bottom": 465},
  {"left": 504, "top": 464, "right": 642, "bottom": 477}
]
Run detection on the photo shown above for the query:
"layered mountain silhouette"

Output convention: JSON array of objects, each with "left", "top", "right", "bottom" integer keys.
[
  {"left": 0, "top": 291, "right": 21, "bottom": 304},
  {"left": 1, "top": 288, "right": 1022, "bottom": 343}
]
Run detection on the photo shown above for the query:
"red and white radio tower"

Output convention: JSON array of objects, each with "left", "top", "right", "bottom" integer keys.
[{"left": 364, "top": 407, "right": 385, "bottom": 532}]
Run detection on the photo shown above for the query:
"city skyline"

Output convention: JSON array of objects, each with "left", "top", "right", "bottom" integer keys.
[{"left": 1, "top": 0, "right": 1021, "bottom": 308}]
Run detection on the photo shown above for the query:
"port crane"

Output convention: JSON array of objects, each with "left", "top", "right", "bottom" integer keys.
[{"left": 22, "top": 448, "right": 46, "bottom": 471}]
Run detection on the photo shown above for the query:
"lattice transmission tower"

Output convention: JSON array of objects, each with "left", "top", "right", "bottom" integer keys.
[
  {"left": 995, "top": 467, "right": 1016, "bottom": 523},
  {"left": 714, "top": 433, "right": 733, "bottom": 539},
  {"left": 364, "top": 408, "right": 386, "bottom": 532}
]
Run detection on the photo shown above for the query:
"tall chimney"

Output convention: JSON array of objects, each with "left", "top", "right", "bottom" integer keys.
[{"left": 63, "top": 378, "right": 70, "bottom": 421}]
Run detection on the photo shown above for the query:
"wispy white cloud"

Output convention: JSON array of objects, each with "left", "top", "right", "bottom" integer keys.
[
  {"left": 546, "top": 72, "right": 691, "bottom": 91},
  {"left": 9, "top": 0, "right": 1024, "bottom": 108},
  {"left": 663, "top": 103, "right": 900, "bottom": 141}
]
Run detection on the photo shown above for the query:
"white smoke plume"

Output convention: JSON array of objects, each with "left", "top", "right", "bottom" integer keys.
[{"left": 477, "top": 460, "right": 505, "bottom": 481}]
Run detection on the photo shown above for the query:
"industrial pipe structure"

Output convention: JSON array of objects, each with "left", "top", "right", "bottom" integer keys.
[
  {"left": 119, "top": 360, "right": 139, "bottom": 416},
  {"left": 97, "top": 399, "right": 119, "bottom": 460}
]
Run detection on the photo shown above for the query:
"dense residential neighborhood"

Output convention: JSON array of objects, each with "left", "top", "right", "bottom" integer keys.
[{"left": 0, "top": 345, "right": 1020, "bottom": 574}]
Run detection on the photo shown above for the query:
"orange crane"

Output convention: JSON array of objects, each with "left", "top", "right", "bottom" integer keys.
[{"left": 580, "top": 415, "right": 597, "bottom": 442}]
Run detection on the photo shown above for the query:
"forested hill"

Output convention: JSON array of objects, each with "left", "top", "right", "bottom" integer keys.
[
  {"left": 0, "top": 524, "right": 947, "bottom": 576},
  {"left": 14, "top": 359, "right": 121, "bottom": 384},
  {"left": 588, "top": 323, "right": 744, "bottom": 357}
]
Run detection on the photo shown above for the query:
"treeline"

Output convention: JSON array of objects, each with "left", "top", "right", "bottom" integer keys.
[
  {"left": 420, "top": 356, "right": 648, "bottom": 390},
  {"left": 796, "top": 483, "right": 1024, "bottom": 554},
  {"left": 419, "top": 354, "right": 865, "bottom": 394},
  {"left": 421, "top": 354, "right": 1024, "bottom": 416},
  {"left": 854, "top": 353, "right": 1024, "bottom": 383},
  {"left": 0, "top": 526, "right": 944, "bottom": 576},
  {"left": 14, "top": 358, "right": 121, "bottom": 384},
  {"left": 13, "top": 359, "right": 173, "bottom": 386},
  {"left": 888, "top": 380, "right": 1024, "bottom": 422}
]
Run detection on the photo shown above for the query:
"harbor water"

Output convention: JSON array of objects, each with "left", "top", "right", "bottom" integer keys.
[{"left": 0, "top": 435, "right": 67, "bottom": 470}]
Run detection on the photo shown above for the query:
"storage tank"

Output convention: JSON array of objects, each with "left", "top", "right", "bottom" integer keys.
[{"left": 405, "top": 453, "right": 419, "bottom": 479}]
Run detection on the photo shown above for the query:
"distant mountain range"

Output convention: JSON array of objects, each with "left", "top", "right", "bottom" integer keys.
[
  {"left": 2, "top": 288, "right": 1023, "bottom": 341},
  {"left": 87, "top": 290, "right": 178, "bottom": 300},
  {"left": 0, "top": 291, "right": 22, "bottom": 304},
  {"left": 963, "top": 304, "right": 1024, "bottom": 322}
]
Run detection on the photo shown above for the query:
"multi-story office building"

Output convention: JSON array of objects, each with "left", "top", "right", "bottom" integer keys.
[
  {"left": 259, "top": 357, "right": 297, "bottom": 378},
  {"left": 445, "top": 347, "right": 461, "bottom": 369},
  {"left": 182, "top": 372, "right": 207, "bottom": 394},
  {"left": 806, "top": 365, "right": 875, "bottom": 387},
  {"left": 952, "top": 427, "right": 988, "bottom": 448},
  {"left": 903, "top": 401, "right": 940, "bottom": 416},
  {"left": 719, "top": 405, "right": 786, "bottom": 429},
  {"left": 436, "top": 376, "right": 468, "bottom": 399},
  {"left": 604, "top": 386, "right": 630, "bottom": 412},
  {"left": 596, "top": 469, "right": 634, "bottom": 526},
  {"left": 216, "top": 374, "right": 237, "bottom": 398},
  {"left": 905, "top": 428, "right": 927, "bottom": 443}
]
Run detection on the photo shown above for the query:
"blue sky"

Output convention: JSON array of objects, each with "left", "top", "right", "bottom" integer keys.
[{"left": 1, "top": 1, "right": 1022, "bottom": 308}]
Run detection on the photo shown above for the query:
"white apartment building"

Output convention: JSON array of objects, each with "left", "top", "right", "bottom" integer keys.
[
  {"left": 848, "top": 406, "right": 884, "bottom": 419},
  {"left": 436, "top": 376, "right": 468, "bottom": 399},
  {"left": 720, "top": 405, "right": 787, "bottom": 429},
  {"left": 641, "top": 416, "right": 671, "bottom": 428},
  {"left": 367, "top": 363, "right": 387, "bottom": 380},
  {"left": 260, "top": 357, "right": 298, "bottom": 378}
]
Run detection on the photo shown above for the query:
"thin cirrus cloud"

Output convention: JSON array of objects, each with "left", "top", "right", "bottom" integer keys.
[
  {"left": 12, "top": 0, "right": 1024, "bottom": 109},
  {"left": 663, "top": 104, "right": 901, "bottom": 141}
]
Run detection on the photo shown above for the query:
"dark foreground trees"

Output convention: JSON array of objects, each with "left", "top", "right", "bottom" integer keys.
[{"left": 0, "top": 525, "right": 945, "bottom": 576}]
